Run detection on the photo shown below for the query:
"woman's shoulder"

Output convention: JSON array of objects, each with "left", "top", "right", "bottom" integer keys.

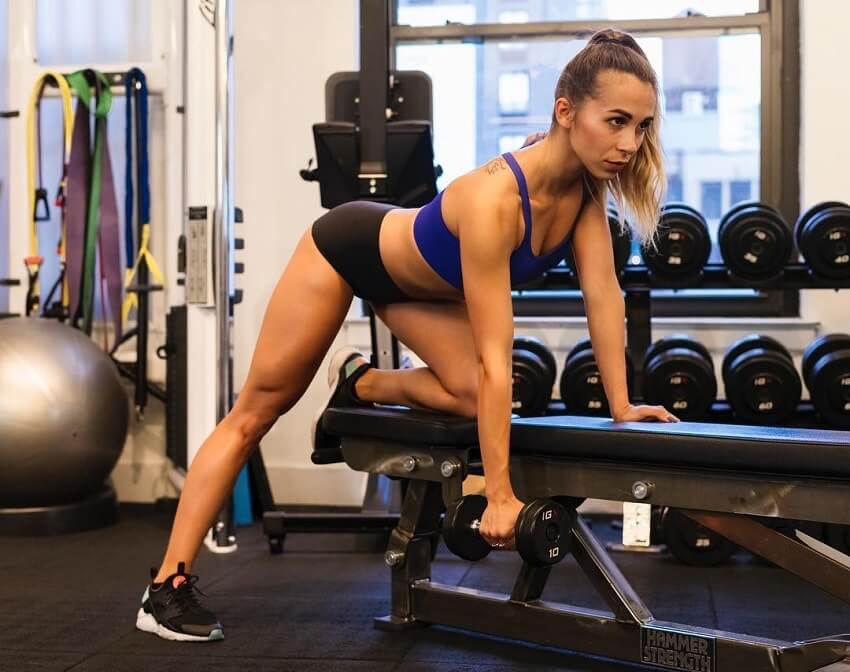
[{"left": 445, "top": 154, "right": 519, "bottom": 203}]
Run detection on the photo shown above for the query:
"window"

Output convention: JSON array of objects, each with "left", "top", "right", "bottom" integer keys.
[
  {"left": 498, "top": 71, "right": 530, "bottom": 115},
  {"left": 730, "top": 179, "right": 752, "bottom": 204},
  {"left": 393, "top": 0, "right": 800, "bottom": 318},
  {"left": 701, "top": 181, "right": 723, "bottom": 219},
  {"left": 396, "top": 0, "right": 760, "bottom": 26},
  {"left": 36, "top": 0, "right": 151, "bottom": 64},
  {"left": 667, "top": 174, "right": 683, "bottom": 202},
  {"left": 500, "top": 134, "right": 529, "bottom": 154}
]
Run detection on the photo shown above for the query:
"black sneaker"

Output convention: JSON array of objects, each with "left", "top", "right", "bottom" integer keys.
[
  {"left": 136, "top": 563, "right": 224, "bottom": 642},
  {"left": 311, "top": 347, "right": 372, "bottom": 454}
]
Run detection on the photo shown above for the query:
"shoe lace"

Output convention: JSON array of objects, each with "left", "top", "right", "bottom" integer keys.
[{"left": 165, "top": 575, "right": 208, "bottom": 614}]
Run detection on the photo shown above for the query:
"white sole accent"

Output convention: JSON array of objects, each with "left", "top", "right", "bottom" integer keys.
[
  {"left": 310, "top": 346, "right": 364, "bottom": 452},
  {"left": 135, "top": 608, "right": 224, "bottom": 642}
]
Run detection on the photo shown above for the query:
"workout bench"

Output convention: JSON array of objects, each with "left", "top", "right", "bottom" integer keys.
[{"left": 318, "top": 406, "right": 850, "bottom": 672}]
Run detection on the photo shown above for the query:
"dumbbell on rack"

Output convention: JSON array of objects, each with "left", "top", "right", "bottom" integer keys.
[
  {"left": 560, "top": 338, "right": 634, "bottom": 416},
  {"left": 641, "top": 203, "right": 712, "bottom": 286},
  {"left": 442, "top": 495, "right": 570, "bottom": 566},
  {"left": 718, "top": 202, "right": 792, "bottom": 285},
  {"left": 512, "top": 337, "right": 557, "bottom": 417},
  {"left": 722, "top": 334, "right": 802, "bottom": 424},
  {"left": 802, "top": 333, "right": 850, "bottom": 428},
  {"left": 642, "top": 335, "right": 717, "bottom": 421},
  {"left": 660, "top": 507, "right": 738, "bottom": 567},
  {"left": 795, "top": 201, "right": 850, "bottom": 281}
]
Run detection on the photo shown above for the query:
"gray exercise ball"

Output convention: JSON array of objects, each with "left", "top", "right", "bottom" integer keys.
[{"left": 0, "top": 318, "right": 129, "bottom": 507}]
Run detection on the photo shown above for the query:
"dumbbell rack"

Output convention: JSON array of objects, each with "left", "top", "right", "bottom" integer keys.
[{"left": 531, "top": 261, "right": 850, "bottom": 428}]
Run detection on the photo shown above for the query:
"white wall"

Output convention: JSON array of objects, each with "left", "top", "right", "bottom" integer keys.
[
  {"left": 799, "top": 1, "right": 850, "bottom": 336},
  {"left": 232, "top": 0, "right": 368, "bottom": 506}
]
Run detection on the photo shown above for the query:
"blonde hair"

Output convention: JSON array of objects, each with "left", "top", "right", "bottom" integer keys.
[{"left": 551, "top": 28, "right": 665, "bottom": 249}]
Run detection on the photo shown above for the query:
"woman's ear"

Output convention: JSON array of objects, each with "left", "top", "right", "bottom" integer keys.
[{"left": 553, "top": 96, "right": 577, "bottom": 130}]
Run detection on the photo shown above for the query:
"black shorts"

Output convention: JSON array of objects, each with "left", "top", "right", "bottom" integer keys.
[{"left": 311, "top": 200, "right": 416, "bottom": 305}]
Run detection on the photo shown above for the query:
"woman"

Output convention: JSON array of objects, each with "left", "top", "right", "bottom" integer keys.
[{"left": 136, "top": 28, "right": 679, "bottom": 642}]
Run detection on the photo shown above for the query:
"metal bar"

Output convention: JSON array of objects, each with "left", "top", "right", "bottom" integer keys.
[
  {"left": 510, "top": 458, "right": 850, "bottom": 526},
  {"left": 686, "top": 511, "right": 850, "bottom": 605},
  {"left": 392, "top": 14, "right": 767, "bottom": 43},
  {"left": 210, "top": 0, "right": 236, "bottom": 550},
  {"left": 509, "top": 562, "right": 551, "bottom": 603},
  {"left": 570, "top": 514, "right": 654, "bottom": 624},
  {"left": 214, "top": 0, "right": 234, "bottom": 423},
  {"left": 411, "top": 582, "right": 802, "bottom": 671}
]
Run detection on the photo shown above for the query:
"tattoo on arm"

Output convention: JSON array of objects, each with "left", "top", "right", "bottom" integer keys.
[{"left": 485, "top": 158, "right": 509, "bottom": 176}]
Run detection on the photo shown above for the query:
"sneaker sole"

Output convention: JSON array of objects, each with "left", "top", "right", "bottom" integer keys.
[
  {"left": 310, "top": 346, "right": 364, "bottom": 452},
  {"left": 136, "top": 608, "right": 224, "bottom": 642}
]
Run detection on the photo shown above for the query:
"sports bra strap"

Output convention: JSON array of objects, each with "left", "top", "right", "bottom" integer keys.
[{"left": 500, "top": 152, "right": 532, "bottom": 246}]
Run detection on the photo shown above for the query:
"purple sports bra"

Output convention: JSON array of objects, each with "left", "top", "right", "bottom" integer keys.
[{"left": 413, "top": 152, "right": 589, "bottom": 290}]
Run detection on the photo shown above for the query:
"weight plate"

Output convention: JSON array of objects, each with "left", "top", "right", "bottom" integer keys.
[
  {"left": 809, "top": 349, "right": 850, "bottom": 428},
  {"left": 513, "top": 336, "right": 557, "bottom": 386},
  {"left": 561, "top": 346, "right": 634, "bottom": 415},
  {"left": 722, "top": 334, "right": 791, "bottom": 389},
  {"left": 642, "top": 348, "right": 716, "bottom": 420},
  {"left": 797, "top": 203, "right": 850, "bottom": 280},
  {"left": 642, "top": 207, "right": 711, "bottom": 283},
  {"left": 661, "top": 508, "right": 737, "bottom": 567},
  {"left": 645, "top": 334, "right": 713, "bottom": 370},
  {"left": 801, "top": 334, "right": 850, "bottom": 390},
  {"left": 724, "top": 349, "right": 801, "bottom": 424},
  {"left": 794, "top": 201, "right": 848, "bottom": 260},
  {"left": 718, "top": 203, "right": 791, "bottom": 283},
  {"left": 515, "top": 499, "right": 570, "bottom": 567},
  {"left": 512, "top": 350, "right": 551, "bottom": 417},
  {"left": 442, "top": 495, "right": 491, "bottom": 561}
]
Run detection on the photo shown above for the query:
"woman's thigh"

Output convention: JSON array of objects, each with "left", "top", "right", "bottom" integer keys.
[{"left": 374, "top": 301, "right": 479, "bottom": 398}]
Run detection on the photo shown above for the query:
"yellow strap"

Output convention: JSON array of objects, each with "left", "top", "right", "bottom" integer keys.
[
  {"left": 121, "top": 223, "right": 165, "bottom": 324},
  {"left": 25, "top": 71, "right": 74, "bottom": 308}
]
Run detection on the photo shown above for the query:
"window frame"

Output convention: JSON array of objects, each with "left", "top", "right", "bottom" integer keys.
[{"left": 390, "top": 0, "right": 800, "bottom": 318}]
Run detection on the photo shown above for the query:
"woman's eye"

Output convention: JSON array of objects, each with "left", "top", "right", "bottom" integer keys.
[{"left": 609, "top": 118, "right": 626, "bottom": 127}]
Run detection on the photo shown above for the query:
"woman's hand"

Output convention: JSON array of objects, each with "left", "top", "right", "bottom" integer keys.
[
  {"left": 479, "top": 495, "right": 525, "bottom": 550},
  {"left": 613, "top": 403, "right": 680, "bottom": 423}
]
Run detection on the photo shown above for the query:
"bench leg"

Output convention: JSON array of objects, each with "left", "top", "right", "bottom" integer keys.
[{"left": 375, "top": 479, "right": 444, "bottom": 630}]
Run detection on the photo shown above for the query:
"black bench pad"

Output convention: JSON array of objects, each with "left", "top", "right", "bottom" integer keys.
[{"left": 323, "top": 406, "right": 850, "bottom": 479}]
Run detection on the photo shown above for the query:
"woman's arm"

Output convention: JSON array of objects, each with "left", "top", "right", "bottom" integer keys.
[
  {"left": 572, "top": 199, "right": 679, "bottom": 423},
  {"left": 457, "top": 186, "right": 524, "bottom": 547}
]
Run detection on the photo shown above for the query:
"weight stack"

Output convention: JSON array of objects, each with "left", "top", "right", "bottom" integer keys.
[{"left": 164, "top": 306, "right": 188, "bottom": 471}]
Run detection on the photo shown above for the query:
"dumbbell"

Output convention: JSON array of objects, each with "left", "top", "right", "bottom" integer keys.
[
  {"left": 801, "top": 334, "right": 850, "bottom": 428},
  {"left": 661, "top": 508, "right": 738, "bottom": 567},
  {"left": 641, "top": 203, "right": 712, "bottom": 285},
  {"left": 795, "top": 201, "right": 850, "bottom": 281},
  {"left": 560, "top": 338, "right": 634, "bottom": 416},
  {"left": 718, "top": 201, "right": 792, "bottom": 284},
  {"left": 512, "top": 336, "right": 556, "bottom": 417},
  {"left": 564, "top": 208, "right": 632, "bottom": 278},
  {"left": 722, "top": 334, "right": 801, "bottom": 424},
  {"left": 442, "top": 495, "right": 570, "bottom": 566},
  {"left": 642, "top": 335, "right": 716, "bottom": 421}
]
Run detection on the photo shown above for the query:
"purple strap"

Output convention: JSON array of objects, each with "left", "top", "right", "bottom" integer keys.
[
  {"left": 99, "top": 130, "right": 123, "bottom": 342},
  {"left": 65, "top": 99, "right": 90, "bottom": 322}
]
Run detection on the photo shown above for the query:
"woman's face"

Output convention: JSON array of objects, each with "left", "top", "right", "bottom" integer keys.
[{"left": 563, "top": 70, "right": 657, "bottom": 180}]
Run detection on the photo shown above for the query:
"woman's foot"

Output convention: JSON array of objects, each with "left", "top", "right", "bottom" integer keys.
[
  {"left": 136, "top": 562, "right": 224, "bottom": 642},
  {"left": 311, "top": 347, "right": 372, "bottom": 456}
]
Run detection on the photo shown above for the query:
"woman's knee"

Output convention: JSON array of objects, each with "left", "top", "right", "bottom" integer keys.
[{"left": 226, "top": 398, "right": 282, "bottom": 456}]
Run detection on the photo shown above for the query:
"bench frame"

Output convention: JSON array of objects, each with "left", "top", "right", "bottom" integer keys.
[{"left": 339, "top": 435, "right": 850, "bottom": 672}]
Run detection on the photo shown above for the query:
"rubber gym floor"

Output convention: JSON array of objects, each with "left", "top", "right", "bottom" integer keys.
[{"left": 3, "top": 506, "right": 850, "bottom": 672}]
